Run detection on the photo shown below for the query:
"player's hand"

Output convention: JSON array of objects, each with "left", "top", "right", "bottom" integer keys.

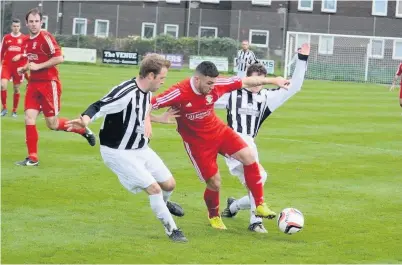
[
  {"left": 160, "top": 107, "right": 180, "bottom": 124},
  {"left": 390, "top": 84, "right": 396, "bottom": 91},
  {"left": 17, "top": 66, "right": 28, "bottom": 74},
  {"left": 298, "top": 43, "right": 310, "bottom": 55},
  {"left": 28, "top": 62, "right": 41, "bottom": 71},
  {"left": 12, "top": 54, "right": 22, "bottom": 62},
  {"left": 66, "top": 116, "right": 90, "bottom": 131},
  {"left": 275, "top": 76, "right": 291, "bottom": 89}
]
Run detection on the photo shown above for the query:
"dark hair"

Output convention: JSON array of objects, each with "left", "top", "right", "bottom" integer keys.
[
  {"left": 12, "top": 18, "right": 21, "bottom": 24},
  {"left": 139, "top": 53, "right": 171, "bottom": 78},
  {"left": 195, "top": 61, "right": 219, "bottom": 78},
  {"left": 247, "top": 63, "right": 267, "bottom": 77},
  {"left": 25, "top": 8, "right": 43, "bottom": 22}
]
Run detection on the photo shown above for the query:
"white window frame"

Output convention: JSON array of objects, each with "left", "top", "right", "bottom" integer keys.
[
  {"left": 94, "top": 19, "right": 110, "bottom": 38},
  {"left": 41, "top": 15, "right": 48, "bottom": 30},
  {"left": 318, "top": 35, "right": 334, "bottom": 55},
  {"left": 296, "top": 33, "right": 311, "bottom": 51},
  {"left": 72, "top": 18, "right": 87, "bottom": 35},
  {"left": 396, "top": 0, "right": 402, "bottom": 17},
  {"left": 393, "top": 40, "right": 402, "bottom": 60},
  {"left": 298, "top": 0, "right": 314, "bottom": 11},
  {"left": 164, "top": 24, "right": 179, "bottom": 38},
  {"left": 200, "top": 0, "right": 220, "bottom": 3},
  {"left": 199, "top": 26, "right": 218, "bottom": 38},
  {"left": 144, "top": 0, "right": 158, "bottom": 2},
  {"left": 321, "top": 0, "right": 337, "bottom": 13},
  {"left": 249, "top": 29, "right": 269, "bottom": 48},
  {"left": 251, "top": 0, "right": 272, "bottom": 6},
  {"left": 141, "top": 22, "right": 157, "bottom": 39},
  {"left": 372, "top": 0, "right": 388, "bottom": 16},
  {"left": 369, "top": 38, "right": 385, "bottom": 59},
  {"left": 166, "top": 0, "right": 180, "bottom": 3}
]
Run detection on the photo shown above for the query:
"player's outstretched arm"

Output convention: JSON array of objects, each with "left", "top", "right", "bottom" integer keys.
[{"left": 242, "top": 76, "right": 290, "bottom": 90}]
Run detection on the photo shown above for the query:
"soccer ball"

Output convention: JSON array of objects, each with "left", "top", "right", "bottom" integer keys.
[{"left": 277, "top": 208, "right": 304, "bottom": 234}]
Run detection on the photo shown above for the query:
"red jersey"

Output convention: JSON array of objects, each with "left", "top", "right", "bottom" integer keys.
[
  {"left": 25, "top": 31, "right": 62, "bottom": 81},
  {"left": 151, "top": 77, "right": 243, "bottom": 143},
  {"left": 1, "top": 33, "right": 28, "bottom": 66},
  {"left": 396, "top": 63, "right": 402, "bottom": 83}
]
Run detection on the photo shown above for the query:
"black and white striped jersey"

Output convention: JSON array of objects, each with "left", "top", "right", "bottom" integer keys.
[
  {"left": 82, "top": 78, "right": 151, "bottom": 150},
  {"left": 236, "top": 49, "right": 258, "bottom": 72},
  {"left": 217, "top": 53, "right": 308, "bottom": 138}
]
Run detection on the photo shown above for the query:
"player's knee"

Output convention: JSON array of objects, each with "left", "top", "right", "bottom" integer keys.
[
  {"left": 45, "top": 118, "right": 58, "bottom": 130},
  {"left": 206, "top": 175, "right": 221, "bottom": 191},
  {"left": 13, "top": 86, "right": 20, "bottom": 94},
  {"left": 24, "top": 114, "right": 36, "bottom": 125},
  {"left": 237, "top": 147, "right": 256, "bottom": 165},
  {"left": 159, "top": 177, "right": 176, "bottom": 192},
  {"left": 145, "top": 183, "right": 162, "bottom": 195},
  {"left": 1, "top": 83, "right": 6, "bottom": 91}
]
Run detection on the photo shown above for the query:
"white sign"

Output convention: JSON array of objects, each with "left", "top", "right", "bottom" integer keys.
[
  {"left": 189, "top": 56, "right": 229, "bottom": 72},
  {"left": 233, "top": 58, "right": 275, "bottom": 74},
  {"left": 62, "top": 47, "right": 97, "bottom": 63}
]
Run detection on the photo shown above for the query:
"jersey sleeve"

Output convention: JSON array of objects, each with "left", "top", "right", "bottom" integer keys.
[
  {"left": 214, "top": 76, "right": 243, "bottom": 96},
  {"left": 1, "top": 36, "right": 7, "bottom": 62},
  {"left": 151, "top": 86, "right": 181, "bottom": 110},
  {"left": 43, "top": 33, "right": 62, "bottom": 57},
  {"left": 396, "top": 63, "right": 402, "bottom": 76}
]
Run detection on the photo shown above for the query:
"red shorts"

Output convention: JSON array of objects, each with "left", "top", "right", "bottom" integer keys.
[
  {"left": 1, "top": 64, "right": 24, "bottom": 85},
  {"left": 400, "top": 84, "right": 402, "bottom": 99},
  {"left": 25, "top": 80, "right": 62, "bottom": 117},
  {"left": 183, "top": 126, "right": 248, "bottom": 181}
]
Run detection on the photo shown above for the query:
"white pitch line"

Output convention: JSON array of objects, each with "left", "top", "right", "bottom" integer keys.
[{"left": 262, "top": 137, "right": 402, "bottom": 154}]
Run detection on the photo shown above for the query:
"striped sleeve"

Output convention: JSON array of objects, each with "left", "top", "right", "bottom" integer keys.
[
  {"left": 151, "top": 86, "right": 181, "bottom": 110},
  {"left": 249, "top": 51, "right": 258, "bottom": 64},
  {"left": 214, "top": 76, "right": 243, "bottom": 95},
  {"left": 82, "top": 80, "right": 135, "bottom": 121},
  {"left": 43, "top": 32, "right": 62, "bottom": 57}
]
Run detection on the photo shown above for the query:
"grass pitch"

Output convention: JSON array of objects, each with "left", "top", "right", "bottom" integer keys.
[{"left": 1, "top": 64, "right": 402, "bottom": 263}]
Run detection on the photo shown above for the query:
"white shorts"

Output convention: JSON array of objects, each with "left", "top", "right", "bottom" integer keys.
[
  {"left": 224, "top": 133, "right": 267, "bottom": 185},
  {"left": 100, "top": 145, "right": 172, "bottom": 194}
]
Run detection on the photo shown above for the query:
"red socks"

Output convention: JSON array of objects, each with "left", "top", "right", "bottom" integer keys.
[
  {"left": 57, "top": 117, "right": 86, "bottom": 134},
  {"left": 26, "top": 125, "right": 38, "bottom": 161},
  {"left": 244, "top": 162, "right": 264, "bottom": 206},
  {"left": 204, "top": 188, "right": 220, "bottom": 218},
  {"left": 1, "top": 90, "right": 7, "bottom": 109},
  {"left": 12, "top": 93, "right": 20, "bottom": 112}
]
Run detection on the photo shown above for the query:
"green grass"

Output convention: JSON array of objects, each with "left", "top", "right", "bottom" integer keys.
[{"left": 1, "top": 64, "right": 402, "bottom": 264}]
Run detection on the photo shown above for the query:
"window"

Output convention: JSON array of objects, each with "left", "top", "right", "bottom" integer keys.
[
  {"left": 164, "top": 24, "right": 179, "bottom": 38},
  {"left": 251, "top": 0, "right": 272, "bottom": 6},
  {"left": 95, "top": 19, "right": 109, "bottom": 38},
  {"left": 200, "top": 0, "right": 220, "bottom": 3},
  {"left": 296, "top": 33, "right": 310, "bottom": 50},
  {"left": 249, "top": 30, "right": 269, "bottom": 48},
  {"left": 41, "top": 15, "right": 48, "bottom": 30},
  {"left": 199, "top": 26, "right": 217, "bottom": 38},
  {"left": 73, "top": 18, "right": 87, "bottom": 35},
  {"left": 372, "top": 0, "right": 388, "bottom": 16},
  {"left": 370, "top": 39, "right": 385, "bottom": 59},
  {"left": 396, "top": 0, "right": 402, "bottom": 17},
  {"left": 166, "top": 0, "right": 180, "bottom": 3},
  {"left": 321, "top": 0, "right": 337, "bottom": 13},
  {"left": 319, "top": 36, "right": 334, "bottom": 55},
  {"left": 393, "top": 40, "right": 402, "bottom": 60},
  {"left": 298, "top": 0, "right": 314, "bottom": 11},
  {"left": 142, "top": 22, "right": 156, "bottom": 39}
]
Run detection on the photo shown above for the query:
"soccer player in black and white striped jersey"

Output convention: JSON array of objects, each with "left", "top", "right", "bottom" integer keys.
[
  {"left": 235, "top": 40, "right": 258, "bottom": 78},
  {"left": 66, "top": 54, "right": 187, "bottom": 242},
  {"left": 216, "top": 43, "right": 310, "bottom": 233}
]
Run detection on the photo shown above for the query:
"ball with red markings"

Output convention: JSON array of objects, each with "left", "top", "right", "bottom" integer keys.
[{"left": 277, "top": 208, "right": 304, "bottom": 234}]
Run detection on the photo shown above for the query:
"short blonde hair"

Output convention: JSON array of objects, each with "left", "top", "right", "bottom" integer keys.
[{"left": 139, "top": 53, "right": 171, "bottom": 78}]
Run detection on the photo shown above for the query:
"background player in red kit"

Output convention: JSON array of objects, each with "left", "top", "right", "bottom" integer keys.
[
  {"left": 1, "top": 18, "right": 28, "bottom": 117},
  {"left": 151, "top": 62, "right": 290, "bottom": 229},
  {"left": 390, "top": 62, "right": 402, "bottom": 111},
  {"left": 16, "top": 8, "right": 95, "bottom": 166}
]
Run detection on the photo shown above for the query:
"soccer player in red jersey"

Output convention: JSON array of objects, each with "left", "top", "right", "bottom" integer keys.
[
  {"left": 151, "top": 62, "right": 290, "bottom": 229},
  {"left": 390, "top": 62, "right": 402, "bottom": 111},
  {"left": 15, "top": 8, "right": 95, "bottom": 166},
  {"left": 1, "top": 18, "right": 28, "bottom": 117}
]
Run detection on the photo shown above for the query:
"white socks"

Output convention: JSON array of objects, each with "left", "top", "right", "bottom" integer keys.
[
  {"left": 149, "top": 193, "right": 177, "bottom": 235},
  {"left": 229, "top": 191, "right": 263, "bottom": 225},
  {"left": 162, "top": 190, "right": 172, "bottom": 203}
]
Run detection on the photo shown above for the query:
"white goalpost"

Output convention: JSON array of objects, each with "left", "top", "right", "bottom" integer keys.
[{"left": 284, "top": 31, "right": 402, "bottom": 84}]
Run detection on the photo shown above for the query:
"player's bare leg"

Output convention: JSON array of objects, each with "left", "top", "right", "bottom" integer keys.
[
  {"left": 1, "top": 78, "right": 8, "bottom": 116},
  {"left": 11, "top": 84, "right": 21, "bottom": 117},
  {"left": 205, "top": 173, "right": 227, "bottom": 229},
  {"left": 145, "top": 182, "right": 187, "bottom": 242},
  {"left": 45, "top": 116, "right": 96, "bottom": 146},
  {"left": 16, "top": 109, "right": 40, "bottom": 166},
  {"left": 231, "top": 147, "right": 276, "bottom": 219},
  {"left": 158, "top": 177, "right": 185, "bottom": 217}
]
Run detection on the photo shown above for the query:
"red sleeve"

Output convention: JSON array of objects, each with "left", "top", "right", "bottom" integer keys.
[
  {"left": 397, "top": 63, "right": 402, "bottom": 76},
  {"left": 214, "top": 76, "right": 243, "bottom": 96},
  {"left": 1, "top": 36, "right": 7, "bottom": 62},
  {"left": 151, "top": 86, "right": 181, "bottom": 110},
  {"left": 43, "top": 33, "right": 62, "bottom": 57}
]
